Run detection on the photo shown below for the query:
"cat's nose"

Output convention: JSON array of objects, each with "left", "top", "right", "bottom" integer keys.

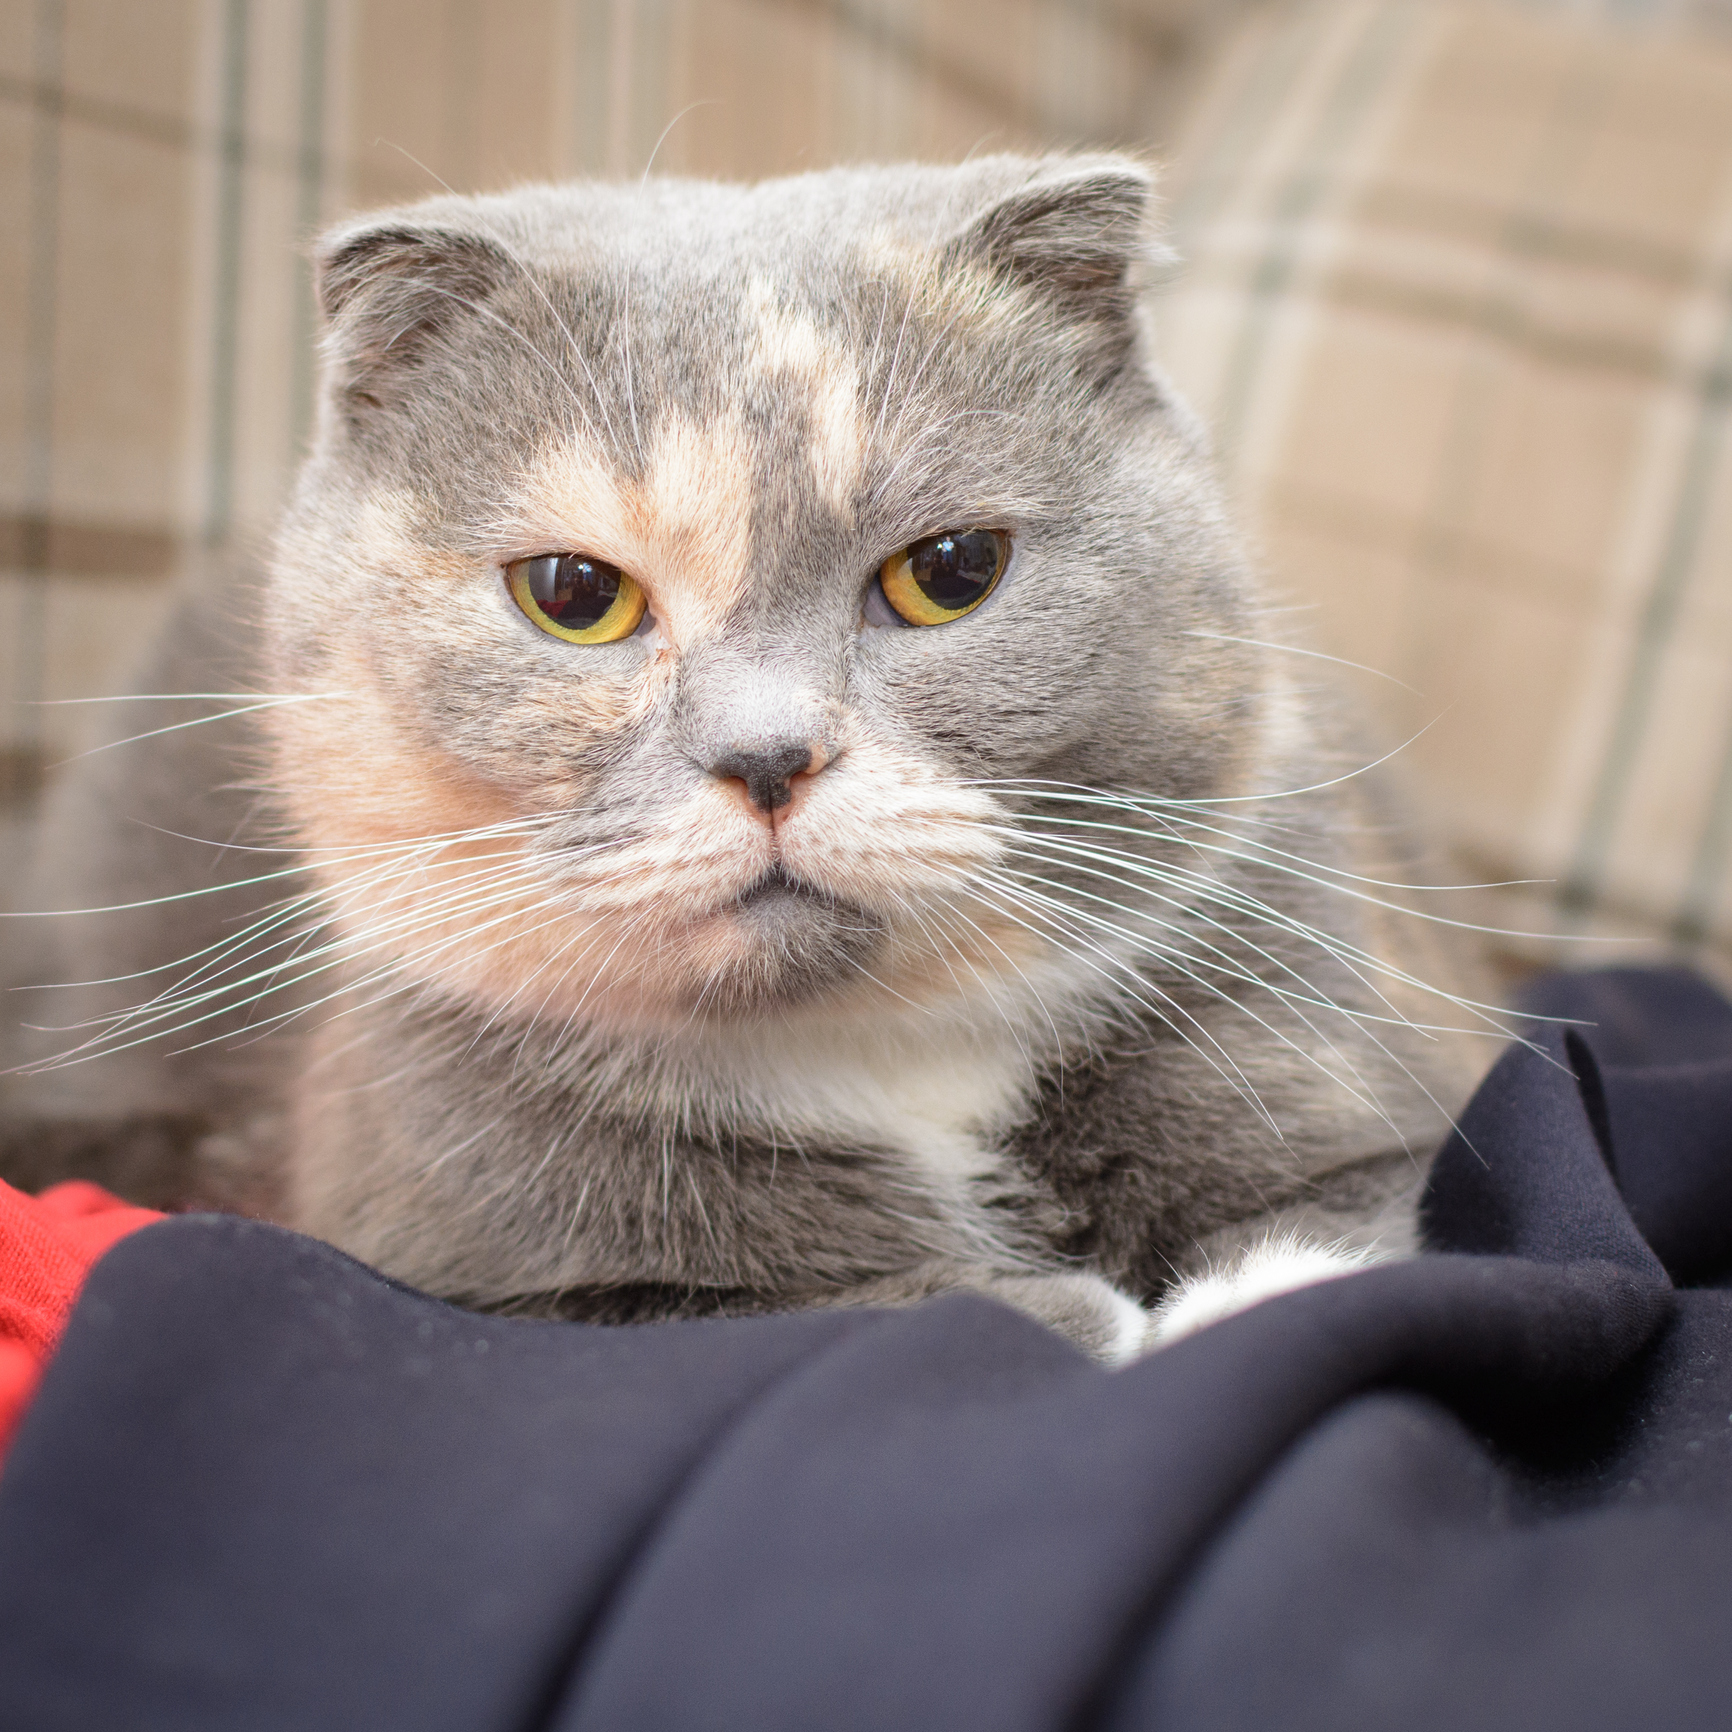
[{"left": 708, "top": 740, "right": 827, "bottom": 815}]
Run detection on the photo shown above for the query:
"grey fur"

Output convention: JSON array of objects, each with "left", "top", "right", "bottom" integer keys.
[{"left": 1, "top": 157, "right": 1493, "bottom": 1358}]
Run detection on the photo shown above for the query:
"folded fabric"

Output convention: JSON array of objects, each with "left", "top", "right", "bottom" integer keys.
[
  {"left": 0, "top": 1179, "right": 162, "bottom": 1458},
  {"left": 0, "top": 967, "right": 1728, "bottom": 1731}
]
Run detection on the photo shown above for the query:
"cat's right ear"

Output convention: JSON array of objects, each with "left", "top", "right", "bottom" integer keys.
[
  {"left": 944, "top": 156, "right": 1165, "bottom": 379},
  {"left": 313, "top": 221, "right": 512, "bottom": 427}
]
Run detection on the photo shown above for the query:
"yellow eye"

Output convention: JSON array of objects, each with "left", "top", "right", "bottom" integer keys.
[
  {"left": 506, "top": 554, "right": 647, "bottom": 643},
  {"left": 877, "top": 529, "right": 1008, "bottom": 626}
]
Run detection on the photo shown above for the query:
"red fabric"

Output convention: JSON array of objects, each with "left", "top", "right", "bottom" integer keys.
[{"left": 0, "top": 1180, "right": 162, "bottom": 1460}]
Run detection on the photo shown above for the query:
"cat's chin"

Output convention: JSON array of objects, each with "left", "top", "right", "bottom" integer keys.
[{"left": 685, "top": 866, "right": 885, "bottom": 1016}]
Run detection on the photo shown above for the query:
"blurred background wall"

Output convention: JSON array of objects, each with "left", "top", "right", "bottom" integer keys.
[{"left": 4, "top": 0, "right": 1732, "bottom": 967}]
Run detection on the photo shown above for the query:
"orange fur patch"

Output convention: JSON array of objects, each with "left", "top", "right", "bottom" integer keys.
[
  {"left": 750, "top": 282, "right": 864, "bottom": 512},
  {"left": 266, "top": 651, "right": 566, "bottom": 1011},
  {"left": 505, "top": 414, "right": 756, "bottom": 651},
  {"left": 270, "top": 654, "right": 786, "bottom": 1022}
]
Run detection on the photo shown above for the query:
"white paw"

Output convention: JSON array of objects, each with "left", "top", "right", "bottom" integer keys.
[
  {"left": 1150, "top": 1234, "right": 1384, "bottom": 1345},
  {"left": 1093, "top": 1281, "right": 1160, "bottom": 1366}
]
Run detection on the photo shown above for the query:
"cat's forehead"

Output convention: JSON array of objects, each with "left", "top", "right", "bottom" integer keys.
[
  {"left": 459, "top": 177, "right": 1052, "bottom": 621},
  {"left": 485, "top": 287, "right": 870, "bottom": 642},
  {"left": 317, "top": 155, "right": 1157, "bottom": 628},
  {"left": 416, "top": 158, "right": 1076, "bottom": 380}
]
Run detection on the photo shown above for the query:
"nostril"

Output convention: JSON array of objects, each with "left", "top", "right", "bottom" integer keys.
[{"left": 709, "top": 741, "right": 817, "bottom": 814}]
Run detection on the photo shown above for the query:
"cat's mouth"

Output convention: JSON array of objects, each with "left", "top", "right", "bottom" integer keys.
[
  {"left": 731, "top": 863, "right": 830, "bottom": 912},
  {"left": 695, "top": 865, "right": 884, "bottom": 1010},
  {"left": 726, "top": 864, "right": 874, "bottom": 937}
]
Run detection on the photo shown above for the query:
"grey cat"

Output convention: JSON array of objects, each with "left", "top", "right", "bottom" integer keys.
[{"left": 2, "top": 155, "right": 1495, "bottom": 1360}]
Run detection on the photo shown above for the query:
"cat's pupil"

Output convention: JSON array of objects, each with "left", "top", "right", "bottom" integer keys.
[
  {"left": 910, "top": 531, "right": 1001, "bottom": 609},
  {"left": 527, "top": 554, "right": 622, "bottom": 626}
]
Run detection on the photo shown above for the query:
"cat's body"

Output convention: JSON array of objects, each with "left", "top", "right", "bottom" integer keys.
[{"left": 2, "top": 157, "right": 1491, "bottom": 1359}]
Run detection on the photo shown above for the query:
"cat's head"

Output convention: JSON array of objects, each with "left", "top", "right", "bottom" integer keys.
[{"left": 266, "top": 156, "right": 1266, "bottom": 1041}]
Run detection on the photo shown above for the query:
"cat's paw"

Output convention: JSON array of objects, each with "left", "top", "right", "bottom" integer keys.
[
  {"left": 1150, "top": 1234, "right": 1385, "bottom": 1345},
  {"left": 982, "top": 1272, "right": 1155, "bottom": 1367}
]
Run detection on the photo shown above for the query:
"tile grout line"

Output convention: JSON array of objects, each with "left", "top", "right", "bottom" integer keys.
[
  {"left": 289, "top": 0, "right": 329, "bottom": 460},
  {"left": 17, "top": 0, "right": 63, "bottom": 777},
  {"left": 1563, "top": 294, "right": 1732, "bottom": 918},
  {"left": 1677, "top": 713, "right": 1732, "bottom": 946},
  {"left": 203, "top": 0, "right": 250, "bottom": 550}
]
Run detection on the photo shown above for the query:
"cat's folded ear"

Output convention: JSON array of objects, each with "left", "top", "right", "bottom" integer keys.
[
  {"left": 945, "top": 155, "right": 1164, "bottom": 374},
  {"left": 312, "top": 219, "right": 513, "bottom": 426}
]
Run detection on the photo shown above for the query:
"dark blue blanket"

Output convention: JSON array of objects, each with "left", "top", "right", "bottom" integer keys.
[{"left": 2, "top": 967, "right": 1730, "bottom": 1730}]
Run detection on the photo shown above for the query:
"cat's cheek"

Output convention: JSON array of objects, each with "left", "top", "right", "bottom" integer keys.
[
  {"left": 850, "top": 631, "right": 1069, "bottom": 783},
  {"left": 472, "top": 638, "right": 678, "bottom": 806}
]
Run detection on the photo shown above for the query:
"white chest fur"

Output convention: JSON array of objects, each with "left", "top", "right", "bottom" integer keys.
[{"left": 643, "top": 1010, "right": 1039, "bottom": 1255}]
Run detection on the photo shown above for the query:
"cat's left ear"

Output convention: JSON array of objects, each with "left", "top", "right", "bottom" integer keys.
[{"left": 945, "top": 156, "right": 1163, "bottom": 372}]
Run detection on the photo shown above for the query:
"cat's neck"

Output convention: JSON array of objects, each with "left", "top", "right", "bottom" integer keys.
[{"left": 534, "top": 995, "right": 1052, "bottom": 1162}]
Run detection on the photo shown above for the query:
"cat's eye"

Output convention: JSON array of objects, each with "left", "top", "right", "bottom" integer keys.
[
  {"left": 877, "top": 529, "right": 1008, "bottom": 626},
  {"left": 506, "top": 553, "right": 647, "bottom": 644}
]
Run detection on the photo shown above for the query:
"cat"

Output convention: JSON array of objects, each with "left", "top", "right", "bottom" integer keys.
[{"left": 1, "top": 154, "right": 1497, "bottom": 1362}]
